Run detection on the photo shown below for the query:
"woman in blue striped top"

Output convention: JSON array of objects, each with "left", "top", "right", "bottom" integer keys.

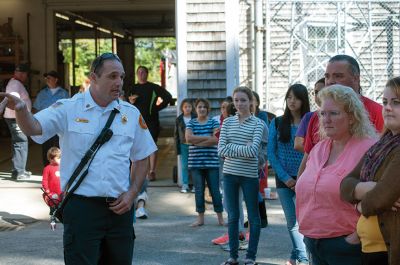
[
  {"left": 267, "top": 84, "right": 310, "bottom": 265},
  {"left": 218, "top": 86, "right": 265, "bottom": 265},
  {"left": 186, "top": 98, "right": 224, "bottom": 227}
]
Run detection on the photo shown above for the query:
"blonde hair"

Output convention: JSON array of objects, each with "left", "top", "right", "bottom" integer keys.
[
  {"left": 47, "top": 147, "right": 61, "bottom": 162},
  {"left": 318, "top": 84, "right": 377, "bottom": 139},
  {"left": 386, "top": 76, "right": 400, "bottom": 97},
  {"left": 382, "top": 77, "right": 400, "bottom": 134}
]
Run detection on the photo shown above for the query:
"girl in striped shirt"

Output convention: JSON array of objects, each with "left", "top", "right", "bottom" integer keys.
[
  {"left": 186, "top": 98, "right": 224, "bottom": 227},
  {"left": 218, "top": 86, "right": 264, "bottom": 265}
]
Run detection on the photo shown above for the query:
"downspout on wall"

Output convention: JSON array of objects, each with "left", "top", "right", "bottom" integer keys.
[
  {"left": 254, "top": 0, "right": 263, "bottom": 98},
  {"left": 226, "top": 0, "right": 240, "bottom": 96},
  {"left": 175, "top": 0, "right": 188, "bottom": 186}
]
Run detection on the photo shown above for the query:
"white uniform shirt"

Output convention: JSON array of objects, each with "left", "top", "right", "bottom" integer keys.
[
  {"left": 4, "top": 78, "right": 32, "bottom": 118},
  {"left": 31, "top": 90, "right": 157, "bottom": 197}
]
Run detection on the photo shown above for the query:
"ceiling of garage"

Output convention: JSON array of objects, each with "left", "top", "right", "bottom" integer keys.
[{"left": 55, "top": 1, "right": 175, "bottom": 38}]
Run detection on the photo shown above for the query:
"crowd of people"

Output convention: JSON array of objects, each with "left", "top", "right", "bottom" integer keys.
[
  {"left": 1, "top": 52, "right": 400, "bottom": 265},
  {"left": 172, "top": 54, "right": 399, "bottom": 265}
]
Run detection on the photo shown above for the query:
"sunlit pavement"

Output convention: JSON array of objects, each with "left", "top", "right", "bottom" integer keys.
[{"left": 0, "top": 137, "right": 292, "bottom": 265}]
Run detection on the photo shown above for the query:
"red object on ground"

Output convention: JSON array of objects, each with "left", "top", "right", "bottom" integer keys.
[{"left": 259, "top": 164, "right": 268, "bottom": 196}]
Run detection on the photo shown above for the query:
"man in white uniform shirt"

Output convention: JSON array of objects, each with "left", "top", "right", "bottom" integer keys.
[
  {"left": 3, "top": 63, "right": 32, "bottom": 180},
  {"left": 0, "top": 53, "right": 157, "bottom": 264}
]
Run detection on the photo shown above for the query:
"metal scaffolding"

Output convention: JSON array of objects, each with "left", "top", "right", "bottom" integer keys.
[{"left": 264, "top": 0, "right": 400, "bottom": 112}]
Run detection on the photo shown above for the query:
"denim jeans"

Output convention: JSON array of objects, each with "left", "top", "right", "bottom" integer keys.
[
  {"left": 277, "top": 188, "right": 309, "bottom": 264},
  {"left": 180, "top": 144, "right": 190, "bottom": 186},
  {"left": 224, "top": 174, "right": 260, "bottom": 261},
  {"left": 222, "top": 183, "right": 245, "bottom": 232},
  {"left": 190, "top": 168, "right": 223, "bottom": 213},
  {"left": 5, "top": 118, "right": 28, "bottom": 177},
  {"left": 304, "top": 236, "right": 361, "bottom": 265}
]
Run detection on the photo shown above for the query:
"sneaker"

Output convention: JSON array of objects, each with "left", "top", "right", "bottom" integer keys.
[
  {"left": 239, "top": 240, "right": 249, "bottom": 250},
  {"left": 213, "top": 232, "right": 245, "bottom": 245},
  {"left": 212, "top": 233, "right": 229, "bottom": 245},
  {"left": 136, "top": 207, "right": 148, "bottom": 219},
  {"left": 220, "top": 240, "right": 248, "bottom": 252},
  {"left": 180, "top": 184, "right": 189, "bottom": 193},
  {"left": 15, "top": 173, "right": 30, "bottom": 181},
  {"left": 190, "top": 187, "right": 195, "bottom": 193}
]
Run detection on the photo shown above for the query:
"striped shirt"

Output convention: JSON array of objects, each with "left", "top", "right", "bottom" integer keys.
[
  {"left": 186, "top": 118, "right": 220, "bottom": 168},
  {"left": 218, "top": 114, "right": 264, "bottom": 178}
]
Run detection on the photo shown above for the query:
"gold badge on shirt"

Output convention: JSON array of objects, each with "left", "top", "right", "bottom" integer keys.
[{"left": 121, "top": 114, "right": 128, "bottom": 124}]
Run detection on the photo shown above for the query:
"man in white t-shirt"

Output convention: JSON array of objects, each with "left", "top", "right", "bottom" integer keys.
[{"left": 4, "top": 63, "right": 32, "bottom": 180}]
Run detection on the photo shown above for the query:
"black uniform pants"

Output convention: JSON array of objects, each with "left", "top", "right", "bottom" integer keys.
[{"left": 63, "top": 195, "right": 135, "bottom": 265}]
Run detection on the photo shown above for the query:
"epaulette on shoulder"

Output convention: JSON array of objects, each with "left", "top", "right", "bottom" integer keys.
[
  {"left": 120, "top": 101, "right": 138, "bottom": 111},
  {"left": 120, "top": 100, "right": 134, "bottom": 108},
  {"left": 70, "top": 92, "right": 84, "bottom": 101}
]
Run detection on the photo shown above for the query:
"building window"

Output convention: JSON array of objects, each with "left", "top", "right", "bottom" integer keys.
[{"left": 307, "top": 25, "right": 338, "bottom": 54}]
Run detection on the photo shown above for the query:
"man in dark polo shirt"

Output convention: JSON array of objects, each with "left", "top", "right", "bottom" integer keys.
[{"left": 128, "top": 65, "right": 172, "bottom": 181}]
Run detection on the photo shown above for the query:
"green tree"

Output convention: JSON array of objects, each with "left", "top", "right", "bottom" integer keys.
[
  {"left": 135, "top": 37, "right": 176, "bottom": 83},
  {"left": 59, "top": 38, "right": 112, "bottom": 86},
  {"left": 59, "top": 37, "right": 175, "bottom": 86}
]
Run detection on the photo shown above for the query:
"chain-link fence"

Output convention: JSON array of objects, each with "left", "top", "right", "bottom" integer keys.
[{"left": 264, "top": 0, "right": 400, "bottom": 113}]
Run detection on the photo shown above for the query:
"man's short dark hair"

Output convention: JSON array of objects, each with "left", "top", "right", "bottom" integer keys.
[
  {"left": 136, "top": 65, "right": 149, "bottom": 74},
  {"left": 90, "top": 53, "right": 121, "bottom": 76},
  {"left": 328, "top": 55, "right": 360, "bottom": 76}
]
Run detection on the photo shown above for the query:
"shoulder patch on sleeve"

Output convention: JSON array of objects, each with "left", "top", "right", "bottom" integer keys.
[{"left": 139, "top": 115, "right": 148, "bottom": 129}]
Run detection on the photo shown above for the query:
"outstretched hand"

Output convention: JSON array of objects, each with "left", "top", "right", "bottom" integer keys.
[{"left": 0, "top": 92, "right": 26, "bottom": 112}]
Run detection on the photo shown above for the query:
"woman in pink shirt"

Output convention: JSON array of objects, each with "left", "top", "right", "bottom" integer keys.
[{"left": 296, "top": 85, "right": 377, "bottom": 265}]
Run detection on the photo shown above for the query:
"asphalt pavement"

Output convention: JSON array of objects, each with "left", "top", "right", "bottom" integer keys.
[{"left": 0, "top": 137, "right": 292, "bottom": 265}]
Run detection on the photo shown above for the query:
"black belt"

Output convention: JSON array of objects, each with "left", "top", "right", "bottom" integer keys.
[{"left": 72, "top": 194, "right": 117, "bottom": 204}]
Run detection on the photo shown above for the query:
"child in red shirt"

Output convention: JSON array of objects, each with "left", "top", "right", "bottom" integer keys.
[{"left": 41, "top": 147, "right": 62, "bottom": 216}]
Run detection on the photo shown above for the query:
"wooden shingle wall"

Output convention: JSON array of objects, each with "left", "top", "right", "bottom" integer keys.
[{"left": 186, "top": 0, "right": 227, "bottom": 115}]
